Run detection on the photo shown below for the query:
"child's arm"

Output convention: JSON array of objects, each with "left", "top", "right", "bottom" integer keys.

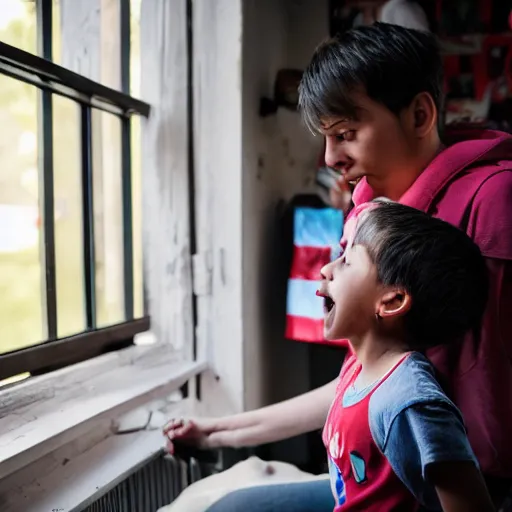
[
  {"left": 376, "top": 399, "right": 494, "bottom": 511},
  {"left": 164, "top": 377, "right": 337, "bottom": 450},
  {"left": 427, "top": 460, "right": 495, "bottom": 512}
]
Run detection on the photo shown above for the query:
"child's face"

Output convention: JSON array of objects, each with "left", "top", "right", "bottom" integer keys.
[{"left": 317, "top": 243, "right": 381, "bottom": 341}]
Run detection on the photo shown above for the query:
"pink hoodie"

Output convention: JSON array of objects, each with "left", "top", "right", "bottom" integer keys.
[{"left": 351, "top": 129, "right": 512, "bottom": 478}]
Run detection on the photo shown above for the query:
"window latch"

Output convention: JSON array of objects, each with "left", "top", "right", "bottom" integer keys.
[{"left": 192, "top": 251, "right": 213, "bottom": 297}]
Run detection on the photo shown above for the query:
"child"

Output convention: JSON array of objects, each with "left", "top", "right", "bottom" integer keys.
[{"left": 317, "top": 200, "right": 494, "bottom": 511}]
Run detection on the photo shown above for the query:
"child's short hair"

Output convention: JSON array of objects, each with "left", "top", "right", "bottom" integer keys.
[{"left": 353, "top": 201, "right": 488, "bottom": 349}]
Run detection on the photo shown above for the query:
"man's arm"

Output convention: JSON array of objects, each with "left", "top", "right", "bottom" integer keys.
[
  {"left": 379, "top": 399, "right": 492, "bottom": 511},
  {"left": 489, "top": 258, "right": 512, "bottom": 362},
  {"left": 428, "top": 461, "right": 495, "bottom": 512},
  {"left": 164, "top": 378, "right": 337, "bottom": 450}
]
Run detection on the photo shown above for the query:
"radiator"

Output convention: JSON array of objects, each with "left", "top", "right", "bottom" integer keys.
[{"left": 81, "top": 452, "right": 215, "bottom": 512}]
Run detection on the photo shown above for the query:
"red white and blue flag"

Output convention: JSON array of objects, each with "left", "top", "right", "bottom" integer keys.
[{"left": 285, "top": 206, "right": 344, "bottom": 344}]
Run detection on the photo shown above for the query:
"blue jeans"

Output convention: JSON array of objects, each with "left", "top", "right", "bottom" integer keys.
[{"left": 205, "top": 478, "right": 334, "bottom": 511}]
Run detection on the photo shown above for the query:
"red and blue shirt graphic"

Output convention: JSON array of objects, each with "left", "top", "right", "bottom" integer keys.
[{"left": 323, "top": 352, "right": 477, "bottom": 511}]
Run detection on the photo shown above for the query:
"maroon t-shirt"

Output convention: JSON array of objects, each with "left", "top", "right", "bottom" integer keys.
[{"left": 350, "top": 129, "right": 512, "bottom": 478}]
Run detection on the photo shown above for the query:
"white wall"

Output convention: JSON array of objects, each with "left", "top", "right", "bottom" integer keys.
[
  {"left": 193, "top": 0, "right": 245, "bottom": 416},
  {"left": 190, "top": 0, "right": 330, "bottom": 435},
  {"left": 241, "top": 0, "right": 329, "bottom": 412}
]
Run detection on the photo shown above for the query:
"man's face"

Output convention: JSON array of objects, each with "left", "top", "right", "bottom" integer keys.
[{"left": 320, "top": 93, "right": 417, "bottom": 197}]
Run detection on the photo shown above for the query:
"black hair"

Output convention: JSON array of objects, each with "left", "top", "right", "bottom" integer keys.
[
  {"left": 353, "top": 201, "right": 488, "bottom": 350},
  {"left": 299, "top": 23, "right": 444, "bottom": 132}
]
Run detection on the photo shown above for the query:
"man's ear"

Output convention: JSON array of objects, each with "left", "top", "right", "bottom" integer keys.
[
  {"left": 376, "top": 289, "right": 412, "bottom": 319},
  {"left": 403, "top": 92, "right": 437, "bottom": 138}
]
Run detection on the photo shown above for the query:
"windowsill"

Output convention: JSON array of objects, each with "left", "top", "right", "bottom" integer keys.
[
  {"left": 0, "top": 339, "right": 206, "bottom": 482},
  {"left": 1, "top": 429, "right": 165, "bottom": 512},
  {"left": 0, "top": 409, "right": 194, "bottom": 512}
]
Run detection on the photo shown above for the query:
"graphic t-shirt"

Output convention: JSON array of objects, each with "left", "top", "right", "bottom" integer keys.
[{"left": 323, "top": 352, "right": 477, "bottom": 511}]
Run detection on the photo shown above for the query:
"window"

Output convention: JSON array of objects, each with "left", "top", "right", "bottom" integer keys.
[{"left": 0, "top": 0, "right": 150, "bottom": 383}]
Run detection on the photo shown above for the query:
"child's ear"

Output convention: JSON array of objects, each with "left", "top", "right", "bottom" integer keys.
[{"left": 377, "top": 289, "right": 412, "bottom": 319}]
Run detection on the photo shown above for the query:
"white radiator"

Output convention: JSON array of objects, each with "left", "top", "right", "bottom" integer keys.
[{"left": 81, "top": 452, "right": 215, "bottom": 512}]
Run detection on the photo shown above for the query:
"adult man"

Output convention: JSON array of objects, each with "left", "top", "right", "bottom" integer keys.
[{"left": 166, "top": 23, "right": 512, "bottom": 510}]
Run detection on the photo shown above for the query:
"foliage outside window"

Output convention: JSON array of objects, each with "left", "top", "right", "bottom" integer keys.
[{"left": 0, "top": 0, "right": 147, "bottom": 385}]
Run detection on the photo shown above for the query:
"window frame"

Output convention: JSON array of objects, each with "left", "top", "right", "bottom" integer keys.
[{"left": 0, "top": 0, "right": 150, "bottom": 381}]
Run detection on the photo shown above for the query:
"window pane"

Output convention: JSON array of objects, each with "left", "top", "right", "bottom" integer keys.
[
  {"left": 52, "top": 0, "right": 62, "bottom": 64},
  {"left": 93, "top": 111, "right": 125, "bottom": 327},
  {"left": 0, "top": 75, "right": 42, "bottom": 354},
  {"left": 57, "top": 0, "right": 120, "bottom": 89},
  {"left": 0, "top": 0, "right": 37, "bottom": 54},
  {"left": 53, "top": 95, "right": 85, "bottom": 337},
  {"left": 130, "top": 0, "right": 141, "bottom": 97},
  {"left": 131, "top": 116, "right": 143, "bottom": 318},
  {"left": 0, "top": 372, "right": 30, "bottom": 389},
  {"left": 131, "top": 0, "right": 143, "bottom": 316}
]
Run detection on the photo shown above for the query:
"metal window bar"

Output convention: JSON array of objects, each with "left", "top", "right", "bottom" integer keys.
[
  {"left": 121, "top": 117, "right": 134, "bottom": 322},
  {"left": 0, "top": 1, "right": 151, "bottom": 381},
  {"left": 186, "top": 0, "right": 201, "bottom": 407},
  {"left": 0, "top": 42, "right": 149, "bottom": 117},
  {"left": 37, "top": 0, "right": 57, "bottom": 341},
  {"left": 81, "top": 105, "right": 97, "bottom": 330},
  {"left": 120, "top": 0, "right": 134, "bottom": 321}
]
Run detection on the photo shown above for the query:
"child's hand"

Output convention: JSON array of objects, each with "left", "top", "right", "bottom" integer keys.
[
  {"left": 329, "top": 176, "right": 352, "bottom": 212},
  {"left": 162, "top": 418, "right": 216, "bottom": 454}
]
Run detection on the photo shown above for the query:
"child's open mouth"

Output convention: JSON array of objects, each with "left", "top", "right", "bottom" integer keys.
[
  {"left": 324, "top": 296, "right": 335, "bottom": 314},
  {"left": 317, "top": 289, "right": 335, "bottom": 315},
  {"left": 316, "top": 289, "right": 336, "bottom": 334}
]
